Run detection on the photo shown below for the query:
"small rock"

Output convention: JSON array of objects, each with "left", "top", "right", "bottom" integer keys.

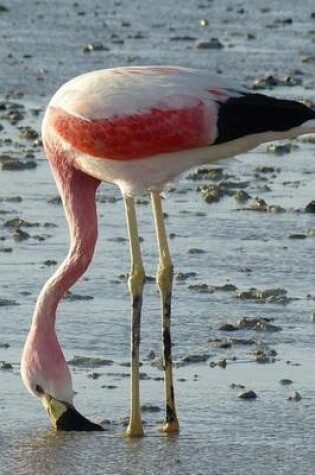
[
  {"left": 182, "top": 353, "right": 210, "bottom": 364},
  {"left": 68, "top": 355, "right": 114, "bottom": 368},
  {"left": 146, "top": 350, "right": 156, "bottom": 361},
  {"left": 215, "top": 339, "right": 232, "bottom": 349},
  {"left": 187, "top": 167, "right": 224, "bottom": 181},
  {"left": 83, "top": 42, "right": 110, "bottom": 52},
  {"left": 267, "top": 143, "right": 294, "bottom": 155},
  {"left": 250, "top": 197, "right": 285, "bottom": 213},
  {"left": 200, "top": 18, "right": 209, "bottom": 27},
  {"left": 305, "top": 201, "right": 315, "bottom": 214},
  {"left": 233, "top": 189, "right": 251, "bottom": 203},
  {"left": 288, "top": 390, "right": 302, "bottom": 401},
  {"left": 1, "top": 158, "right": 37, "bottom": 171},
  {"left": 0, "top": 361, "right": 13, "bottom": 370},
  {"left": 0, "top": 298, "right": 19, "bottom": 306},
  {"left": 288, "top": 233, "right": 307, "bottom": 240},
  {"left": 141, "top": 404, "right": 161, "bottom": 413},
  {"left": 187, "top": 248, "right": 206, "bottom": 254},
  {"left": 279, "top": 379, "right": 293, "bottom": 386},
  {"left": 252, "top": 75, "right": 279, "bottom": 90},
  {"left": 87, "top": 372, "right": 101, "bottom": 379},
  {"left": 238, "top": 389, "right": 257, "bottom": 399},
  {"left": 175, "top": 271, "right": 197, "bottom": 281},
  {"left": 218, "top": 323, "right": 238, "bottom": 332},
  {"left": 196, "top": 37, "right": 224, "bottom": 49},
  {"left": 47, "top": 196, "right": 62, "bottom": 205},
  {"left": 188, "top": 284, "right": 214, "bottom": 293},
  {"left": 209, "top": 358, "right": 227, "bottom": 369},
  {"left": 12, "top": 228, "right": 30, "bottom": 241},
  {"left": 230, "top": 383, "right": 245, "bottom": 389},
  {"left": 234, "top": 288, "right": 290, "bottom": 305},
  {"left": 18, "top": 126, "right": 39, "bottom": 140},
  {"left": 63, "top": 291, "right": 94, "bottom": 301},
  {"left": 0, "top": 343, "right": 10, "bottom": 349},
  {"left": 170, "top": 35, "right": 196, "bottom": 42}
]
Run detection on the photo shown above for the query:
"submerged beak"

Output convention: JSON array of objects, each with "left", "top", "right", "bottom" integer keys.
[{"left": 40, "top": 393, "right": 104, "bottom": 431}]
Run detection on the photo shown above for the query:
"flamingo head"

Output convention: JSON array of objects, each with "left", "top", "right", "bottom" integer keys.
[{"left": 21, "top": 328, "right": 103, "bottom": 431}]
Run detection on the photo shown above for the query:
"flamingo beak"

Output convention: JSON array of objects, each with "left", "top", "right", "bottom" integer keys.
[{"left": 40, "top": 393, "right": 104, "bottom": 431}]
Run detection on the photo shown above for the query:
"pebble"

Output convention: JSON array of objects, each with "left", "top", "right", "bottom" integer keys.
[
  {"left": 83, "top": 42, "right": 110, "bottom": 52},
  {"left": 0, "top": 298, "right": 19, "bottom": 306},
  {"left": 230, "top": 383, "right": 245, "bottom": 389},
  {"left": 255, "top": 165, "right": 280, "bottom": 174},
  {"left": 187, "top": 167, "right": 225, "bottom": 181},
  {"left": 288, "top": 233, "right": 307, "bottom": 240},
  {"left": 187, "top": 247, "right": 206, "bottom": 254},
  {"left": 0, "top": 247, "right": 12, "bottom": 253},
  {"left": 63, "top": 290, "right": 94, "bottom": 301},
  {"left": 1, "top": 157, "right": 37, "bottom": 171},
  {"left": 47, "top": 195, "right": 62, "bottom": 205},
  {"left": 217, "top": 323, "right": 238, "bottom": 332},
  {"left": 175, "top": 271, "right": 197, "bottom": 281},
  {"left": 170, "top": 35, "right": 196, "bottom": 42},
  {"left": 18, "top": 126, "right": 39, "bottom": 140},
  {"left": 252, "top": 74, "right": 302, "bottom": 90},
  {"left": 288, "top": 390, "right": 302, "bottom": 401},
  {"left": 0, "top": 361, "right": 13, "bottom": 370},
  {"left": 234, "top": 287, "right": 290, "bottom": 305},
  {"left": 246, "top": 318, "right": 281, "bottom": 332},
  {"left": 233, "top": 189, "right": 251, "bottom": 203},
  {"left": 196, "top": 37, "right": 224, "bottom": 49},
  {"left": 141, "top": 404, "right": 162, "bottom": 413},
  {"left": 267, "top": 143, "right": 295, "bottom": 155},
  {"left": 68, "top": 355, "right": 114, "bottom": 368},
  {"left": 305, "top": 201, "right": 315, "bottom": 214},
  {"left": 12, "top": 228, "right": 30, "bottom": 241},
  {"left": 0, "top": 195, "right": 22, "bottom": 203},
  {"left": 238, "top": 389, "right": 257, "bottom": 399},
  {"left": 87, "top": 372, "right": 101, "bottom": 380},
  {"left": 279, "top": 379, "right": 293, "bottom": 386},
  {"left": 209, "top": 358, "right": 227, "bottom": 369},
  {"left": 0, "top": 343, "right": 10, "bottom": 349},
  {"left": 250, "top": 197, "right": 285, "bottom": 213},
  {"left": 181, "top": 353, "right": 210, "bottom": 364}
]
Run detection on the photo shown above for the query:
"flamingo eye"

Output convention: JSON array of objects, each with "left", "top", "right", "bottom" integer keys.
[{"left": 35, "top": 384, "right": 44, "bottom": 394}]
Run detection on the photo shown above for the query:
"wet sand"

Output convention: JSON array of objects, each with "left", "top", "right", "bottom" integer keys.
[{"left": 1, "top": 0, "right": 315, "bottom": 474}]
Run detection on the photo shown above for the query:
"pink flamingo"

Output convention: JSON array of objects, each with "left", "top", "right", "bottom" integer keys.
[{"left": 21, "top": 66, "right": 315, "bottom": 436}]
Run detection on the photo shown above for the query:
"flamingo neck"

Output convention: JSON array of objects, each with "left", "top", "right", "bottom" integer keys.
[
  {"left": 30, "top": 163, "right": 100, "bottom": 332},
  {"left": 32, "top": 242, "right": 92, "bottom": 331}
]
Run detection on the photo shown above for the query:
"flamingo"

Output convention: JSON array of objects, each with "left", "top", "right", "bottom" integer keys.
[{"left": 21, "top": 66, "right": 315, "bottom": 436}]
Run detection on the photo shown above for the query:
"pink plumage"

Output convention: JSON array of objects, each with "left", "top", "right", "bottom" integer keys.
[{"left": 21, "top": 65, "right": 315, "bottom": 434}]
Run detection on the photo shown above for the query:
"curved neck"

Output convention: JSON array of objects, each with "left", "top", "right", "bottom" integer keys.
[
  {"left": 32, "top": 240, "right": 96, "bottom": 331},
  {"left": 31, "top": 151, "right": 101, "bottom": 333}
]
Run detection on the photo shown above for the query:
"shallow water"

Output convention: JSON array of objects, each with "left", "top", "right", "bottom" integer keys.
[{"left": 1, "top": 0, "right": 315, "bottom": 473}]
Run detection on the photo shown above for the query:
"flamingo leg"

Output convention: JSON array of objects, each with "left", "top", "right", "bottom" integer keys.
[
  {"left": 124, "top": 195, "right": 145, "bottom": 437},
  {"left": 151, "top": 191, "right": 180, "bottom": 433}
]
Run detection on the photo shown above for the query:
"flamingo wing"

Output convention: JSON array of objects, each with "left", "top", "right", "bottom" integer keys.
[{"left": 46, "top": 66, "right": 243, "bottom": 160}]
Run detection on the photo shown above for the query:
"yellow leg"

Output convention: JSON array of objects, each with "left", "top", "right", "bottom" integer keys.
[
  {"left": 124, "top": 195, "right": 145, "bottom": 437},
  {"left": 151, "top": 192, "right": 180, "bottom": 434}
]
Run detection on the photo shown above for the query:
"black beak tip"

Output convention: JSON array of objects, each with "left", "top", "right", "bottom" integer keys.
[{"left": 55, "top": 405, "right": 104, "bottom": 432}]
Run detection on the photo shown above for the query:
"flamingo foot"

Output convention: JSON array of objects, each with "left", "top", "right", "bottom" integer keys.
[
  {"left": 125, "top": 419, "right": 145, "bottom": 438},
  {"left": 158, "top": 420, "right": 180, "bottom": 434}
]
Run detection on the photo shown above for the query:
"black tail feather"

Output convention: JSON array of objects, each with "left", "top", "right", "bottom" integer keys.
[{"left": 215, "top": 93, "right": 315, "bottom": 145}]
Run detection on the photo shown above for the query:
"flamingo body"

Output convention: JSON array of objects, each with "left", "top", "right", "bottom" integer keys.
[
  {"left": 43, "top": 66, "right": 315, "bottom": 196},
  {"left": 22, "top": 65, "right": 315, "bottom": 433}
]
